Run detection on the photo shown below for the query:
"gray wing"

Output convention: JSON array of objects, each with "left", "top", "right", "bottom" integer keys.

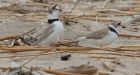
[
  {"left": 33, "top": 25, "right": 54, "bottom": 45},
  {"left": 85, "top": 27, "right": 109, "bottom": 39},
  {"left": 48, "top": 8, "right": 53, "bottom": 14}
]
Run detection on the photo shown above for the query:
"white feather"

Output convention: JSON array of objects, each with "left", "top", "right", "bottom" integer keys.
[
  {"left": 93, "top": 31, "right": 118, "bottom": 46},
  {"left": 48, "top": 10, "right": 59, "bottom": 19},
  {"left": 38, "top": 21, "right": 64, "bottom": 45},
  {"left": 32, "top": 5, "right": 63, "bottom": 45}
]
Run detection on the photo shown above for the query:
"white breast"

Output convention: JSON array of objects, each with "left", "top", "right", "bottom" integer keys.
[
  {"left": 48, "top": 11, "right": 59, "bottom": 19},
  {"left": 93, "top": 31, "right": 118, "bottom": 46},
  {"left": 38, "top": 21, "right": 64, "bottom": 45}
]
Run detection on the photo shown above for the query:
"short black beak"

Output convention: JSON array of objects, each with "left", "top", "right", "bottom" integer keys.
[
  {"left": 59, "top": 9, "right": 62, "bottom": 11},
  {"left": 121, "top": 25, "right": 126, "bottom": 28}
]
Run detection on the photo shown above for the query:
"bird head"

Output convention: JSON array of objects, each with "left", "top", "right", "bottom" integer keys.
[
  {"left": 48, "top": 5, "right": 62, "bottom": 19},
  {"left": 48, "top": 5, "right": 62, "bottom": 13},
  {"left": 52, "top": 5, "right": 62, "bottom": 11},
  {"left": 111, "top": 21, "right": 121, "bottom": 28}
]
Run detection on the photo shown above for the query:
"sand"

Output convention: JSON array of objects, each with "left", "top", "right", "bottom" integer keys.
[{"left": 0, "top": 0, "right": 140, "bottom": 75}]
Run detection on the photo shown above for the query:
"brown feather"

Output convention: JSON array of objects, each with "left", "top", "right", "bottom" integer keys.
[
  {"left": 33, "top": 25, "right": 55, "bottom": 45},
  {"left": 85, "top": 27, "right": 109, "bottom": 39}
]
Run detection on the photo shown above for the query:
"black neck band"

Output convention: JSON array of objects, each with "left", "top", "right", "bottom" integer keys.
[
  {"left": 109, "top": 27, "right": 118, "bottom": 35},
  {"left": 48, "top": 19, "right": 59, "bottom": 24}
]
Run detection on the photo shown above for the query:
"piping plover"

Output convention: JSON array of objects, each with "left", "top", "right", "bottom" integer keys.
[
  {"left": 33, "top": 5, "right": 64, "bottom": 45},
  {"left": 73, "top": 21, "right": 121, "bottom": 47},
  {"left": 21, "top": 5, "right": 64, "bottom": 46}
]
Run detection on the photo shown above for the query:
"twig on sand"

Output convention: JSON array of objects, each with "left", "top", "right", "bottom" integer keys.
[
  {"left": 63, "top": 0, "right": 80, "bottom": 26},
  {"left": 119, "top": 33, "right": 140, "bottom": 38},
  {"left": 42, "top": 67, "right": 86, "bottom": 75},
  {"left": 0, "top": 36, "right": 19, "bottom": 41},
  {"left": 102, "top": 62, "right": 115, "bottom": 72},
  {"left": 89, "top": 56, "right": 116, "bottom": 59},
  {"left": 20, "top": 47, "right": 54, "bottom": 67},
  {"left": 70, "top": 0, "right": 80, "bottom": 13},
  {"left": 89, "top": 52, "right": 140, "bottom": 58},
  {"left": 0, "top": 28, "right": 36, "bottom": 46},
  {"left": 0, "top": 51, "right": 67, "bottom": 58}
]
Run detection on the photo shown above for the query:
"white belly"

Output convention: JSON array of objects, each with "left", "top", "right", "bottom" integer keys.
[
  {"left": 38, "top": 21, "right": 64, "bottom": 45},
  {"left": 93, "top": 31, "right": 118, "bottom": 46}
]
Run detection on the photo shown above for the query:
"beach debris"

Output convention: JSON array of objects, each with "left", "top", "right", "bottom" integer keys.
[
  {"left": 111, "top": 59, "right": 126, "bottom": 67},
  {"left": 102, "top": 62, "right": 115, "bottom": 72},
  {"left": 61, "top": 54, "right": 71, "bottom": 61},
  {"left": 98, "top": 71, "right": 110, "bottom": 75},
  {"left": 63, "top": 64, "right": 98, "bottom": 75},
  {"left": 33, "top": 0, "right": 48, "bottom": 3}
]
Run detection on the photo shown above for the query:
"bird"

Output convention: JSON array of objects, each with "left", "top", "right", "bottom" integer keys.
[
  {"left": 72, "top": 21, "right": 121, "bottom": 47},
  {"left": 32, "top": 5, "right": 64, "bottom": 45}
]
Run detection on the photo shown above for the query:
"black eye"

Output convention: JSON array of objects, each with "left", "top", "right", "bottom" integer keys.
[
  {"left": 52, "top": 6, "right": 55, "bottom": 9},
  {"left": 52, "top": 5, "right": 58, "bottom": 9},
  {"left": 117, "top": 22, "right": 121, "bottom": 25}
]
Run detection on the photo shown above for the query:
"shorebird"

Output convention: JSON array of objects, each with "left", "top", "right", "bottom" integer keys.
[
  {"left": 72, "top": 21, "right": 121, "bottom": 47},
  {"left": 20, "top": 5, "right": 63, "bottom": 46},
  {"left": 32, "top": 5, "right": 64, "bottom": 45}
]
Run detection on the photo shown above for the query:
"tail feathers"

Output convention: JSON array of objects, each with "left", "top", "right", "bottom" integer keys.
[{"left": 73, "top": 36, "right": 87, "bottom": 42}]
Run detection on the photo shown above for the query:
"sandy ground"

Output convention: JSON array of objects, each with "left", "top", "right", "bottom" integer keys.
[{"left": 0, "top": 0, "right": 140, "bottom": 75}]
